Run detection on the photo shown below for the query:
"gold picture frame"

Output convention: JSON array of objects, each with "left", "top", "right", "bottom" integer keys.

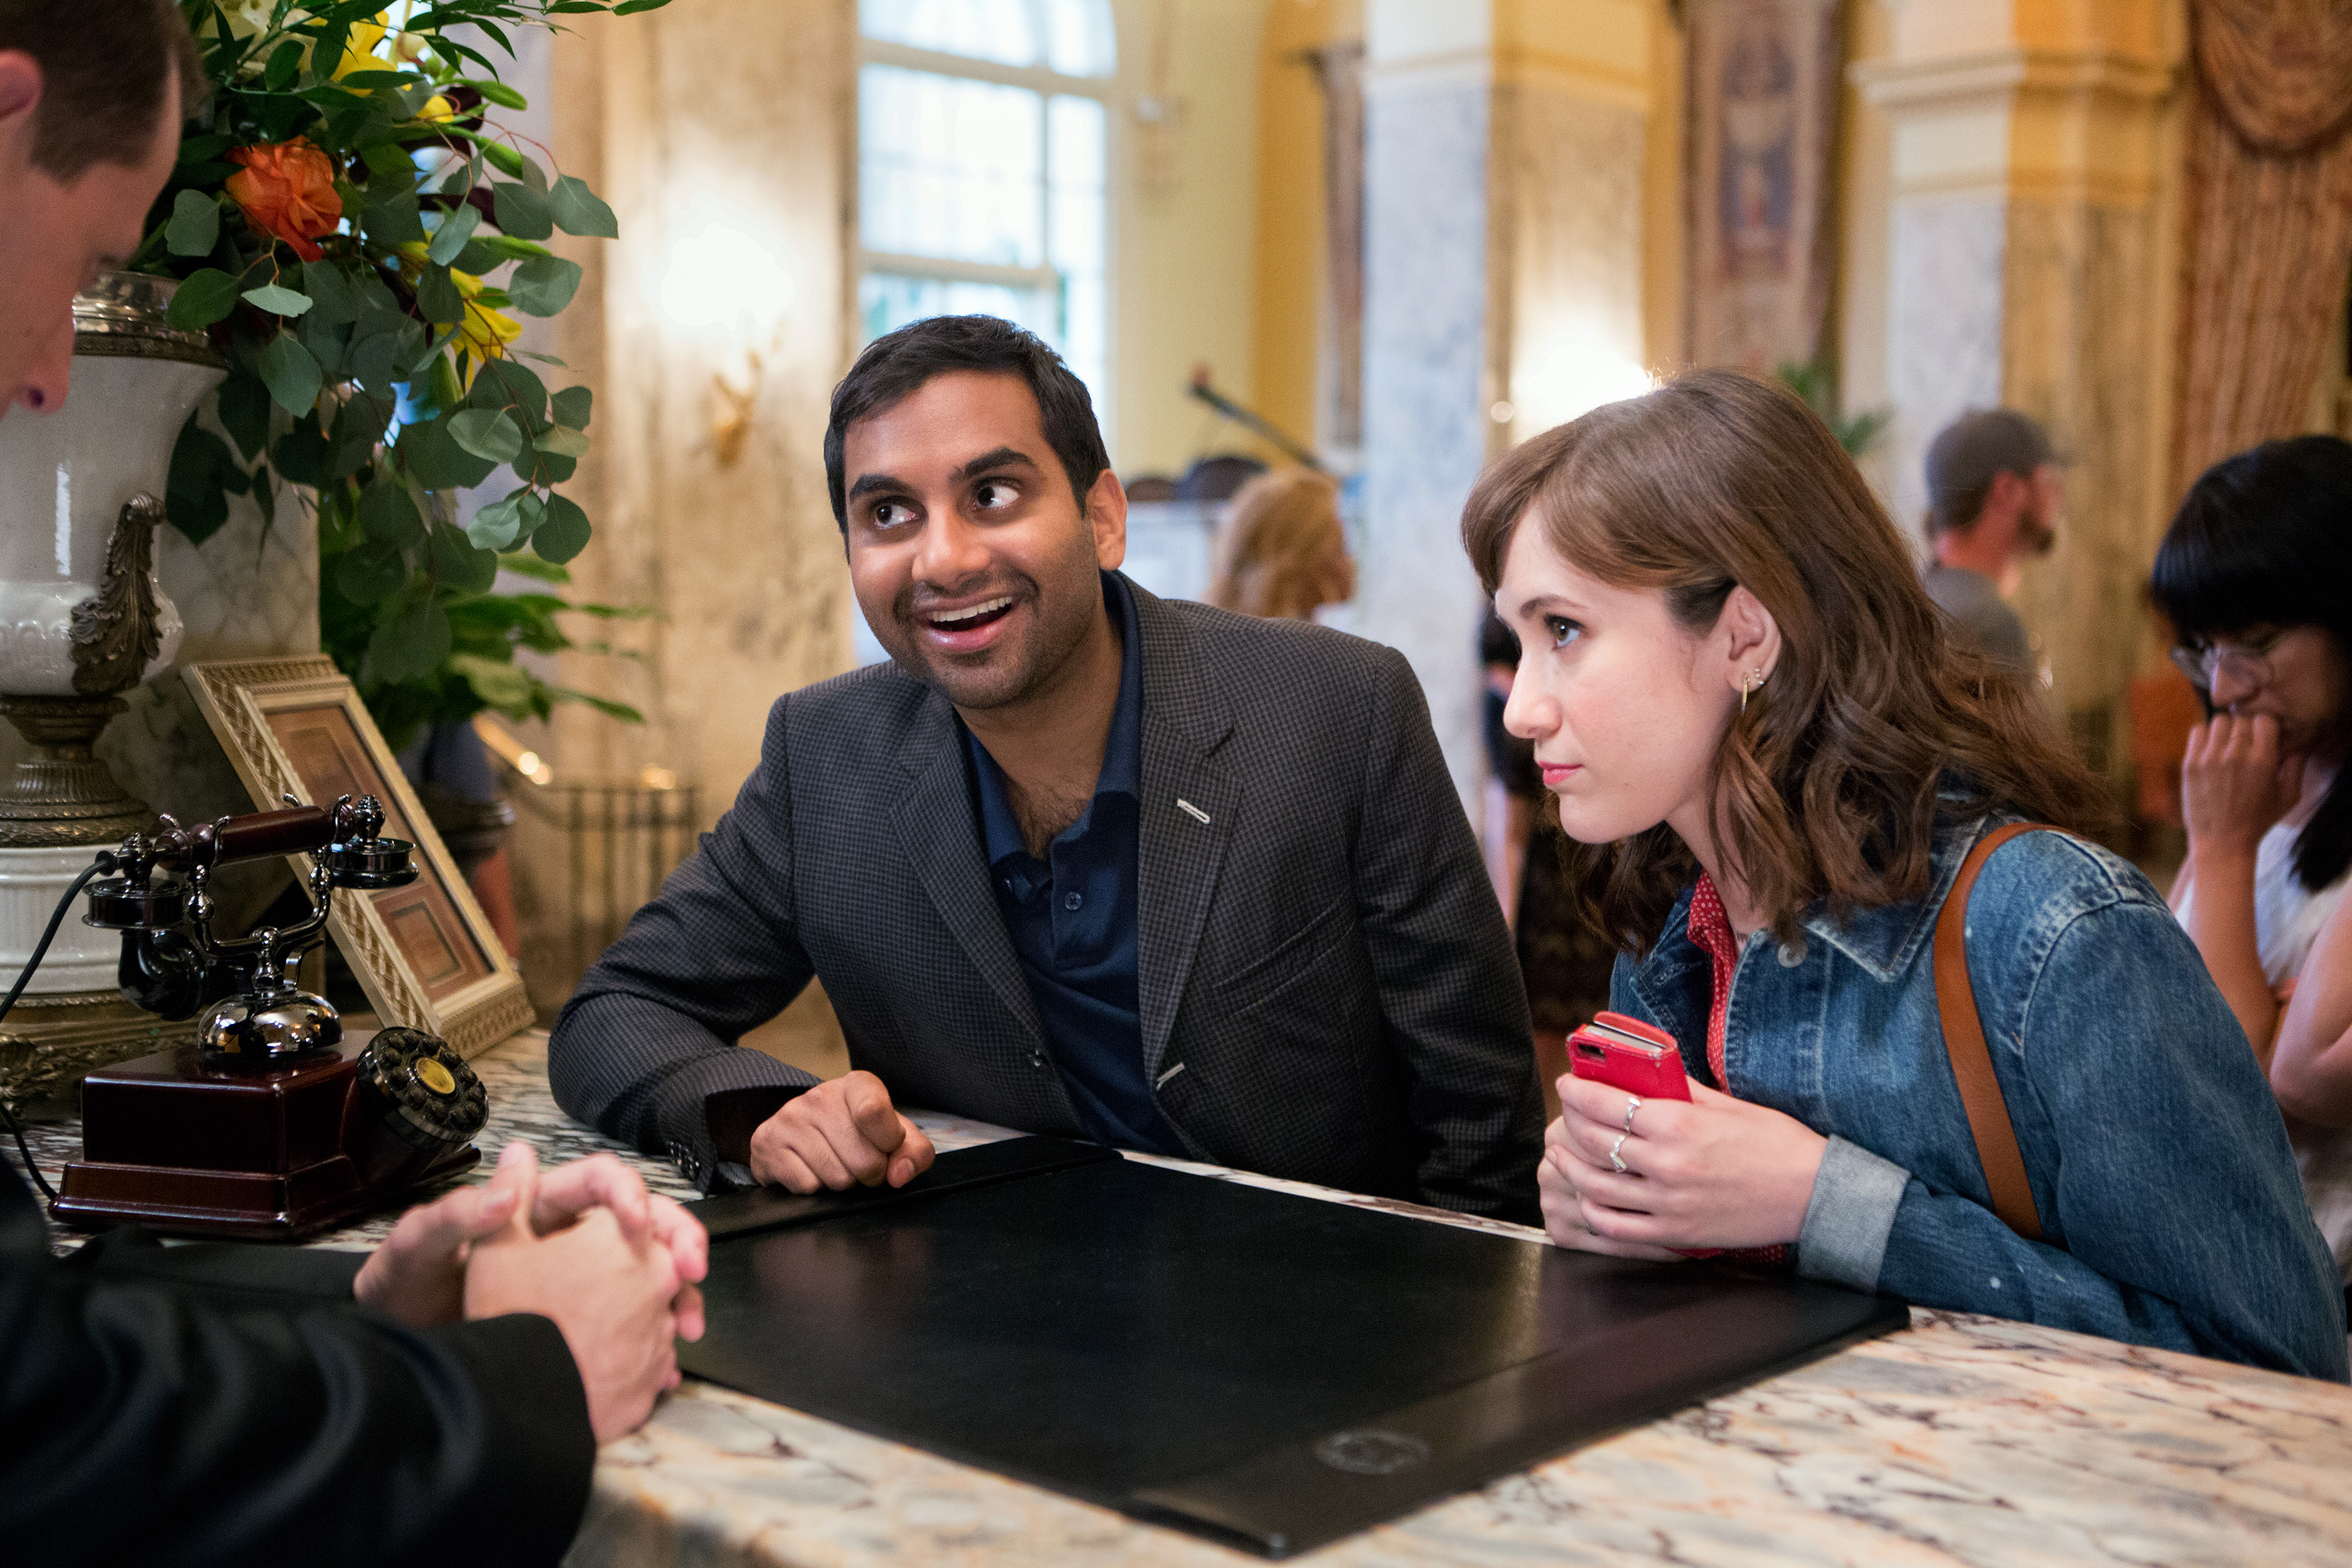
[{"left": 182, "top": 655, "right": 534, "bottom": 1058}]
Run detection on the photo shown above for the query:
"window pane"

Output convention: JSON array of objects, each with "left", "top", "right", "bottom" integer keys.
[
  {"left": 859, "top": 272, "right": 1057, "bottom": 346},
  {"left": 1043, "top": 0, "right": 1116, "bottom": 78},
  {"left": 860, "top": 64, "right": 1043, "bottom": 267},
  {"left": 860, "top": 0, "right": 1039, "bottom": 67},
  {"left": 1047, "top": 94, "right": 1107, "bottom": 400}
]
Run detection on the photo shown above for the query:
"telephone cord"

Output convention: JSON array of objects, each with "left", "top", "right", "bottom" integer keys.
[{"left": 0, "top": 856, "right": 118, "bottom": 1203}]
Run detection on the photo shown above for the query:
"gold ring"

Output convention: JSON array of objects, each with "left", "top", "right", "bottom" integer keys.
[{"left": 1608, "top": 1133, "right": 1629, "bottom": 1173}]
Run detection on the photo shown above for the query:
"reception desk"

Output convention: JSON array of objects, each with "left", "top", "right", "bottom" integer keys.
[{"left": 28, "top": 1031, "right": 2352, "bottom": 1565}]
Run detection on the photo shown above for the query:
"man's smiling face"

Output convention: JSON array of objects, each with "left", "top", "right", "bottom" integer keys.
[{"left": 841, "top": 369, "right": 1126, "bottom": 711}]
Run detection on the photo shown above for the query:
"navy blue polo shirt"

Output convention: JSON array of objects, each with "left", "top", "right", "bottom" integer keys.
[{"left": 960, "top": 572, "right": 1184, "bottom": 1156}]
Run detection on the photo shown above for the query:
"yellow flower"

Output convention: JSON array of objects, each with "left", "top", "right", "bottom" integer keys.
[
  {"left": 448, "top": 269, "right": 521, "bottom": 389},
  {"left": 331, "top": 14, "right": 393, "bottom": 80},
  {"left": 417, "top": 95, "right": 457, "bottom": 124}
]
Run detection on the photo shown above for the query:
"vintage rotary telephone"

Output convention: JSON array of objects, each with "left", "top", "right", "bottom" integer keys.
[{"left": 6, "top": 795, "right": 489, "bottom": 1239}]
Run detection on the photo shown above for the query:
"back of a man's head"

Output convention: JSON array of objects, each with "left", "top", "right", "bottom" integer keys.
[
  {"left": 0, "top": 0, "right": 202, "bottom": 181},
  {"left": 1924, "top": 407, "right": 2054, "bottom": 538},
  {"left": 825, "top": 315, "right": 1109, "bottom": 531}
]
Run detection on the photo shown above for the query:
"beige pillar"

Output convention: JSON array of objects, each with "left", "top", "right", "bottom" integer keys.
[
  {"left": 1856, "top": 0, "right": 2182, "bottom": 774},
  {"left": 547, "top": 1, "right": 858, "bottom": 809},
  {"left": 1358, "top": 0, "right": 1657, "bottom": 816}
]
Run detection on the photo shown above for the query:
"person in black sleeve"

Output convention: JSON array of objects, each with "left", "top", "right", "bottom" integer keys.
[{"left": 0, "top": 7, "right": 705, "bottom": 1562}]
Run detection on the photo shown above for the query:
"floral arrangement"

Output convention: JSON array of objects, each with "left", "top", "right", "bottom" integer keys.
[{"left": 137, "top": 1, "right": 669, "bottom": 747}]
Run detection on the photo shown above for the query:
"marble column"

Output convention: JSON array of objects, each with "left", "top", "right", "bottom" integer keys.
[
  {"left": 539, "top": 2, "right": 859, "bottom": 1071},
  {"left": 1358, "top": 0, "right": 1656, "bottom": 817},
  {"left": 1856, "top": 2, "right": 2180, "bottom": 770}
]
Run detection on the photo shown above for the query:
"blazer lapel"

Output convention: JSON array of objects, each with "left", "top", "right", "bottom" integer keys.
[
  {"left": 891, "top": 691, "right": 1047, "bottom": 1047},
  {"left": 1132, "top": 584, "right": 1238, "bottom": 1079}
]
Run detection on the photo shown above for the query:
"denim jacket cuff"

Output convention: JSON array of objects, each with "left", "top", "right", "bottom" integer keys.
[{"left": 1795, "top": 1136, "right": 1911, "bottom": 1292}]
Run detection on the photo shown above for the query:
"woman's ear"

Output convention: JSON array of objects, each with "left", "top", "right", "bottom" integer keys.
[{"left": 1719, "top": 585, "right": 1782, "bottom": 696}]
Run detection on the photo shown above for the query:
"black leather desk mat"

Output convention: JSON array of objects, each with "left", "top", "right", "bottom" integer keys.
[{"left": 680, "top": 1137, "right": 1909, "bottom": 1558}]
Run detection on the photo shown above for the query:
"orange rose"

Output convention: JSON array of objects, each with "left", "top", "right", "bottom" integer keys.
[{"left": 225, "top": 139, "right": 343, "bottom": 263}]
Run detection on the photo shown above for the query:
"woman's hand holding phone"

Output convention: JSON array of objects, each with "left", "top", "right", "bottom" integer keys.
[{"left": 1541, "top": 1013, "right": 1830, "bottom": 1256}]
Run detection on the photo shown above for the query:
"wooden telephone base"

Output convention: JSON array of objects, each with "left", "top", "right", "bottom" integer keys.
[{"left": 52, "top": 1031, "right": 480, "bottom": 1242}]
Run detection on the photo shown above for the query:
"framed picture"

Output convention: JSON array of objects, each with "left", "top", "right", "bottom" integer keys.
[{"left": 183, "top": 655, "right": 535, "bottom": 1058}]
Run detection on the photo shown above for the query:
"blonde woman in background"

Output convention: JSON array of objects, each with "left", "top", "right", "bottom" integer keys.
[{"left": 1207, "top": 468, "right": 1356, "bottom": 621}]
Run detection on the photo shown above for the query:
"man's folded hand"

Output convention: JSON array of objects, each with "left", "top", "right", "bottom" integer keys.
[{"left": 749, "top": 1070, "right": 936, "bottom": 1192}]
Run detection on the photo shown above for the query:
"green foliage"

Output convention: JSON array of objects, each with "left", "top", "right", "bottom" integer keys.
[
  {"left": 143, "top": 1, "right": 653, "bottom": 742},
  {"left": 1774, "top": 358, "right": 1892, "bottom": 460}
]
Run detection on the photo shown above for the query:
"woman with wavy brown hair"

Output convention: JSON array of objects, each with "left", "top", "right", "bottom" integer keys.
[
  {"left": 1207, "top": 468, "right": 1356, "bottom": 621},
  {"left": 1465, "top": 368, "right": 2344, "bottom": 1377}
]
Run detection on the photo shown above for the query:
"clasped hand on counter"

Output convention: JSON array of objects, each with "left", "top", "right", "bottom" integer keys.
[{"left": 355, "top": 1143, "right": 710, "bottom": 1440}]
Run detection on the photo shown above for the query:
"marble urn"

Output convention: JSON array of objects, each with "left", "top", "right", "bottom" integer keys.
[{"left": 0, "top": 272, "right": 225, "bottom": 1101}]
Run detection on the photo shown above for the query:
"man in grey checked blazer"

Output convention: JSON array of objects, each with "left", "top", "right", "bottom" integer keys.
[{"left": 549, "top": 317, "right": 1542, "bottom": 1222}]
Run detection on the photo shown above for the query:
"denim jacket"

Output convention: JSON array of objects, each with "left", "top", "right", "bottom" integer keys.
[{"left": 1611, "top": 815, "right": 2349, "bottom": 1381}]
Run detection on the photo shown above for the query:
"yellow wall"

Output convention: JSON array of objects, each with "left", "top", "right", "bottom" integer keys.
[
  {"left": 1250, "top": 0, "right": 1360, "bottom": 463},
  {"left": 1109, "top": 0, "right": 1281, "bottom": 479}
]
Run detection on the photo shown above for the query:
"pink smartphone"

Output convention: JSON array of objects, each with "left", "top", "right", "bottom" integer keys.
[
  {"left": 1563, "top": 1012, "right": 1718, "bottom": 1258},
  {"left": 1567, "top": 1012, "right": 1691, "bottom": 1102}
]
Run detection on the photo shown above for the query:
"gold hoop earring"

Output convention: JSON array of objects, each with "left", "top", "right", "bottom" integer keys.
[{"left": 1741, "top": 668, "right": 1762, "bottom": 713}]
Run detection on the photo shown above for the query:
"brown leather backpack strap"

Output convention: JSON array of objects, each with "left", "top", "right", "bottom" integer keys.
[{"left": 1932, "top": 821, "right": 2057, "bottom": 1243}]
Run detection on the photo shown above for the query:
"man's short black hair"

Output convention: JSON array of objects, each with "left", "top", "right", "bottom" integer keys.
[
  {"left": 0, "top": 0, "right": 203, "bottom": 180},
  {"left": 825, "top": 315, "right": 1110, "bottom": 532}
]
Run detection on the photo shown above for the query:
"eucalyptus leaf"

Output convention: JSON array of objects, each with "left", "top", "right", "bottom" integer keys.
[
  {"left": 431, "top": 525, "right": 499, "bottom": 595},
  {"left": 165, "top": 268, "right": 240, "bottom": 331},
  {"left": 448, "top": 408, "right": 523, "bottom": 463},
  {"left": 217, "top": 370, "right": 274, "bottom": 462},
  {"left": 481, "top": 142, "right": 527, "bottom": 181},
  {"left": 242, "top": 284, "right": 313, "bottom": 317},
  {"left": 550, "top": 385, "right": 592, "bottom": 430},
  {"left": 348, "top": 329, "right": 402, "bottom": 392},
  {"left": 254, "top": 333, "right": 323, "bottom": 416},
  {"left": 546, "top": 176, "right": 617, "bottom": 239},
  {"left": 165, "top": 418, "right": 236, "bottom": 546},
  {"left": 414, "top": 265, "right": 466, "bottom": 325},
  {"left": 470, "top": 359, "right": 547, "bottom": 427},
  {"left": 507, "top": 255, "right": 581, "bottom": 317},
  {"left": 301, "top": 261, "right": 362, "bottom": 325},
  {"left": 534, "top": 424, "right": 589, "bottom": 459},
  {"left": 491, "top": 180, "right": 552, "bottom": 242},
  {"left": 613, "top": 0, "right": 676, "bottom": 14},
  {"left": 426, "top": 202, "right": 482, "bottom": 267},
  {"left": 335, "top": 546, "right": 408, "bottom": 607},
  {"left": 399, "top": 412, "right": 498, "bottom": 491},
  {"left": 533, "top": 494, "right": 592, "bottom": 563},
  {"left": 271, "top": 419, "right": 336, "bottom": 487},
  {"left": 466, "top": 492, "right": 527, "bottom": 551},
  {"left": 165, "top": 190, "right": 220, "bottom": 257},
  {"left": 359, "top": 481, "right": 425, "bottom": 547},
  {"left": 368, "top": 600, "right": 453, "bottom": 685},
  {"left": 362, "top": 192, "right": 425, "bottom": 246}
]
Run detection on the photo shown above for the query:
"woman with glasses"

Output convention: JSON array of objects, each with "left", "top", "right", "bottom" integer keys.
[{"left": 2157, "top": 434, "right": 2352, "bottom": 1290}]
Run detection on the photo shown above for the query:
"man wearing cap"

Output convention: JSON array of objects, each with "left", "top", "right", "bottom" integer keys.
[{"left": 1920, "top": 408, "right": 2063, "bottom": 679}]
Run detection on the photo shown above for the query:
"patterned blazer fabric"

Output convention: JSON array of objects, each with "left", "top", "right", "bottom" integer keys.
[{"left": 549, "top": 580, "right": 1543, "bottom": 1220}]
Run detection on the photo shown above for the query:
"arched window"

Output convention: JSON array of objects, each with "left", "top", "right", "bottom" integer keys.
[{"left": 856, "top": 0, "right": 1115, "bottom": 425}]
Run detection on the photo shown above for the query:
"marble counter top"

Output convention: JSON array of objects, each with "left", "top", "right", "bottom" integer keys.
[{"left": 27, "top": 1032, "right": 2352, "bottom": 1565}]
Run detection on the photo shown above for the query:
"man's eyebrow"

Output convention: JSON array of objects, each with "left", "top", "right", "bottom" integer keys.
[
  {"left": 845, "top": 470, "right": 913, "bottom": 506},
  {"left": 951, "top": 446, "right": 1039, "bottom": 481}
]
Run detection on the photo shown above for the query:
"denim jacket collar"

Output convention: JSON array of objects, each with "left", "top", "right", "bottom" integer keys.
[
  {"left": 1637, "top": 813, "right": 1993, "bottom": 993},
  {"left": 1795, "top": 814, "right": 1987, "bottom": 982}
]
